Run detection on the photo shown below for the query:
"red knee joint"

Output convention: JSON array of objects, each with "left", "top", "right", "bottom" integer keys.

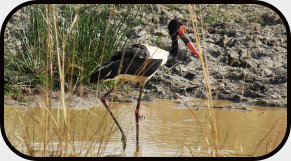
[
  {"left": 135, "top": 109, "right": 139, "bottom": 115},
  {"left": 135, "top": 110, "right": 141, "bottom": 117},
  {"left": 100, "top": 96, "right": 106, "bottom": 104}
]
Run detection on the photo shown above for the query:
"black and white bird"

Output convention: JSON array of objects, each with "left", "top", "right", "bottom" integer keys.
[{"left": 90, "top": 18, "right": 200, "bottom": 154}]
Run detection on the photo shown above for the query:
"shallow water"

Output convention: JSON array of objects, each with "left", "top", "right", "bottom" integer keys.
[{"left": 4, "top": 99, "right": 287, "bottom": 157}]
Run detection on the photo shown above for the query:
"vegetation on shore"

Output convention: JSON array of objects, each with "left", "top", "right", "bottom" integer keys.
[{"left": 4, "top": 4, "right": 147, "bottom": 96}]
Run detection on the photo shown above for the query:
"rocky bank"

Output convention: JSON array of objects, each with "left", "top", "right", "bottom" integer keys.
[
  {"left": 120, "top": 4, "right": 287, "bottom": 107},
  {"left": 4, "top": 4, "right": 288, "bottom": 108}
]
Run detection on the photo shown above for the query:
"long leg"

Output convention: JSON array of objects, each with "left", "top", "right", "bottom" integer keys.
[
  {"left": 134, "top": 83, "right": 145, "bottom": 155},
  {"left": 100, "top": 80, "right": 127, "bottom": 150}
]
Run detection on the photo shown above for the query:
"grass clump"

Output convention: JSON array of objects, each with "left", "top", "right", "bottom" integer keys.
[{"left": 4, "top": 4, "right": 146, "bottom": 94}]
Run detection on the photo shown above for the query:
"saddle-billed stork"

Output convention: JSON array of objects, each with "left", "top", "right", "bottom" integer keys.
[{"left": 90, "top": 18, "right": 200, "bottom": 154}]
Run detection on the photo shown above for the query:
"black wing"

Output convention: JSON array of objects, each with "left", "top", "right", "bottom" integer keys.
[
  {"left": 90, "top": 44, "right": 149, "bottom": 83},
  {"left": 110, "top": 44, "right": 148, "bottom": 61}
]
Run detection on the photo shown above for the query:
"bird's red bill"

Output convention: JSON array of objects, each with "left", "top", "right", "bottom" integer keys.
[
  {"left": 179, "top": 25, "right": 200, "bottom": 58},
  {"left": 187, "top": 42, "right": 200, "bottom": 58}
]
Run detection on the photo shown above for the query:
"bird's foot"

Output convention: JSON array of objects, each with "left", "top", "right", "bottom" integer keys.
[
  {"left": 135, "top": 110, "right": 145, "bottom": 120},
  {"left": 134, "top": 146, "right": 140, "bottom": 157},
  {"left": 121, "top": 133, "right": 127, "bottom": 151},
  {"left": 134, "top": 151, "right": 140, "bottom": 157}
]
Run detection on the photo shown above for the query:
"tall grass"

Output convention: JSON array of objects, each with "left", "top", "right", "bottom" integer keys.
[
  {"left": 4, "top": 4, "right": 145, "bottom": 92},
  {"left": 4, "top": 4, "right": 147, "bottom": 157}
]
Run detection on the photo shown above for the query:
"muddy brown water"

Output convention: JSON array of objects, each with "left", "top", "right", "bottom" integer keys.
[{"left": 4, "top": 99, "right": 287, "bottom": 157}]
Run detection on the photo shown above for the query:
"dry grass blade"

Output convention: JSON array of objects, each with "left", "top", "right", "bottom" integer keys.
[
  {"left": 49, "top": 4, "right": 68, "bottom": 127},
  {"left": 188, "top": 4, "right": 219, "bottom": 156},
  {"left": 36, "top": 96, "right": 60, "bottom": 129},
  {"left": 44, "top": 5, "right": 52, "bottom": 156},
  {"left": 14, "top": 109, "right": 33, "bottom": 155},
  {"left": 176, "top": 94, "right": 211, "bottom": 150},
  {"left": 240, "top": 53, "right": 250, "bottom": 108},
  {"left": 251, "top": 120, "right": 279, "bottom": 156}
]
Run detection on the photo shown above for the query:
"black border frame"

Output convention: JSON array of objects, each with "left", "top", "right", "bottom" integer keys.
[{"left": 1, "top": 0, "right": 290, "bottom": 160}]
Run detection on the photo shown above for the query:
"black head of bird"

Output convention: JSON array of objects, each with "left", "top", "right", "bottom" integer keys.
[{"left": 168, "top": 18, "right": 200, "bottom": 60}]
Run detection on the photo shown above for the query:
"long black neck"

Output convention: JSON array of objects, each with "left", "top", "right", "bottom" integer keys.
[{"left": 169, "top": 35, "right": 178, "bottom": 60}]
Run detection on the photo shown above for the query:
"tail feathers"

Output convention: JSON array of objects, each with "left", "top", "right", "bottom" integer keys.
[{"left": 90, "top": 63, "right": 115, "bottom": 83}]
